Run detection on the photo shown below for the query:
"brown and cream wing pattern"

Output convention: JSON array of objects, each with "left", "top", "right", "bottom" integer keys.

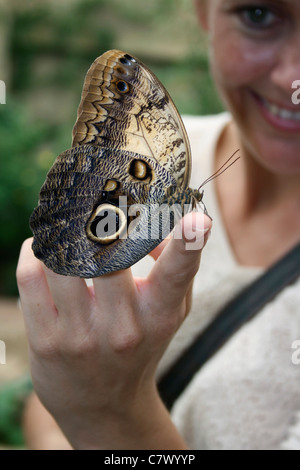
[
  {"left": 72, "top": 49, "right": 191, "bottom": 188},
  {"left": 29, "top": 49, "right": 202, "bottom": 278}
]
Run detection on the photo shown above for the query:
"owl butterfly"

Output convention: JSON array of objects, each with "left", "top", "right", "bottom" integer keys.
[{"left": 30, "top": 50, "right": 238, "bottom": 278}]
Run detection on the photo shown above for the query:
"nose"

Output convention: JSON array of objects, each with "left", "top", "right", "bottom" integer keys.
[{"left": 270, "top": 31, "right": 300, "bottom": 96}]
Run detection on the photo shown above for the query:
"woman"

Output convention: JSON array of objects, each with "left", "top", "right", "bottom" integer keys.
[{"left": 17, "top": 0, "right": 300, "bottom": 449}]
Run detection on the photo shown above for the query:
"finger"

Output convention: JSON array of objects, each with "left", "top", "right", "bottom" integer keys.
[
  {"left": 93, "top": 268, "right": 137, "bottom": 312},
  {"left": 93, "top": 269, "right": 140, "bottom": 347},
  {"left": 43, "top": 266, "right": 90, "bottom": 319},
  {"left": 16, "top": 238, "right": 56, "bottom": 332},
  {"left": 148, "top": 212, "right": 212, "bottom": 312},
  {"left": 149, "top": 237, "right": 170, "bottom": 261}
]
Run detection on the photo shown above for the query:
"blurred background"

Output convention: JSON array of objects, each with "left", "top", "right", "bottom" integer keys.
[{"left": 0, "top": 0, "right": 223, "bottom": 448}]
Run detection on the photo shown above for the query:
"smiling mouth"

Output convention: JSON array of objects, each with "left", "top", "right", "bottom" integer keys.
[
  {"left": 250, "top": 90, "right": 300, "bottom": 131},
  {"left": 261, "top": 97, "right": 300, "bottom": 122}
]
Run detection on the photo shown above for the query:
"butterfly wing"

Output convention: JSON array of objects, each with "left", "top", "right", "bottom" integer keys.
[
  {"left": 30, "top": 145, "right": 181, "bottom": 277},
  {"left": 30, "top": 50, "right": 191, "bottom": 277},
  {"left": 72, "top": 49, "right": 191, "bottom": 189}
]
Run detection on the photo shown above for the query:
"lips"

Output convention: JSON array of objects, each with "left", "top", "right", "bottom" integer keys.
[
  {"left": 263, "top": 98, "right": 300, "bottom": 121},
  {"left": 251, "top": 90, "right": 300, "bottom": 132}
]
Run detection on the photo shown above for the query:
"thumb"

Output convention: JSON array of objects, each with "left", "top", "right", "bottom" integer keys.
[{"left": 147, "top": 212, "right": 212, "bottom": 312}]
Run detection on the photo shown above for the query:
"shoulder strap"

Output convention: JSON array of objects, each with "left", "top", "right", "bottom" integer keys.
[{"left": 158, "top": 242, "right": 300, "bottom": 410}]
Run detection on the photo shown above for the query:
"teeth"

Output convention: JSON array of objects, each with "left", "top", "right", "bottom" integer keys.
[{"left": 264, "top": 99, "right": 300, "bottom": 121}]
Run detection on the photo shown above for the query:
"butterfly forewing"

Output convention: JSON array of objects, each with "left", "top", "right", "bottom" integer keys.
[{"left": 72, "top": 50, "right": 191, "bottom": 189}]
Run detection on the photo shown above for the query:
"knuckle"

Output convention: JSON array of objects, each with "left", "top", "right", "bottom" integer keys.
[
  {"left": 32, "top": 330, "right": 98, "bottom": 360},
  {"left": 112, "top": 332, "right": 144, "bottom": 354},
  {"left": 29, "top": 332, "right": 58, "bottom": 360},
  {"left": 109, "top": 317, "right": 144, "bottom": 354}
]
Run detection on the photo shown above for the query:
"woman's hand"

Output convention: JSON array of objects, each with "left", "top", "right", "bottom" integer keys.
[{"left": 17, "top": 212, "right": 211, "bottom": 450}]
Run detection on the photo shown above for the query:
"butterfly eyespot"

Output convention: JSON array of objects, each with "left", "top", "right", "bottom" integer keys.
[
  {"left": 125, "top": 54, "right": 135, "bottom": 61},
  {"left": 116, "top": 80, "right": 130, "bottom": 93},
  {"left": 129, "top": 159, "right": 153, "bottom": 181},
  {"left": 120, "top": 54, "right": 136, "bottom": 66},
  {"left": 100, "top": 190, "right": 108, "bottom": 200},
  {"left": 103, "top": 179, "right": 120, "bottom": 192},
  {"left": 86, "top": 203, "right": 127, "bottom": 245},
  {"left": 120, "top": 57, "right": 131, "bottom": 66}
]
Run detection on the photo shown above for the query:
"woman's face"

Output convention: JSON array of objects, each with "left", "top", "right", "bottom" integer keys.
[{"left": 197, "top": 0, "right": 300, "bottom": 175}]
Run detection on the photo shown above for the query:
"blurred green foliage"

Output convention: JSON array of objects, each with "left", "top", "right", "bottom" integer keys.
[
  {"left": 0, "top": 0, "right": 223, "bottom": 296},
  {"left": 10, "top": 0, "right": 115, "bottom": 92},
  {"left": 0, "top": 104, "right": 54, "bottom": 294},
  {"left": 0, "top": 377, "right": 32, "bottom": 447}
]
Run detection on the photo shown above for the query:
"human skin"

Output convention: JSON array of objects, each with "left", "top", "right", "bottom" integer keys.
[
  {"left": 18, "top": 214, "right": 211, "bottom": 450},
  {"left": 199, "top": 0, "right": 300, "bottom": 266},
  {"left": 18, "top": 0, "right": 300, "bottom": 449}
]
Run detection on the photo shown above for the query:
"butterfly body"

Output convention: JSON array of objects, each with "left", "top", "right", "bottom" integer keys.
[{"left": 30, "top": 50, "right": 202, "bottom": 277}]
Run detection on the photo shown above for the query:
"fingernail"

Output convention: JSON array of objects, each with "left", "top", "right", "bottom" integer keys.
[
  {"left": 182, "top": 213, "right": 211, "bottom": 251},
  {"left": 192, "top": 213, "right": 211, "bottom": 233}
]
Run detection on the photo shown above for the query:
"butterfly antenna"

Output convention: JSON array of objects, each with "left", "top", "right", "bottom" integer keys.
[{"left": 198, "top": 149, "right": 240, "bottom": 190}]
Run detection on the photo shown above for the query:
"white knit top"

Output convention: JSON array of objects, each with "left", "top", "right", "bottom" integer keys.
[{"left": 132, "top": 113, "right": 300, "bottom": 450}]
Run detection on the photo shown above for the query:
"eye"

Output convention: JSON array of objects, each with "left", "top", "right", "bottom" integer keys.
[
  {"left": 86, "top": 203, "right": 127, "bottom": 245},
  {"left": 243, "top": 7, "right": 275, "bottom": 26},
  {"left": 237, "top": 6, "right": 282, "bottom": 30}
]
